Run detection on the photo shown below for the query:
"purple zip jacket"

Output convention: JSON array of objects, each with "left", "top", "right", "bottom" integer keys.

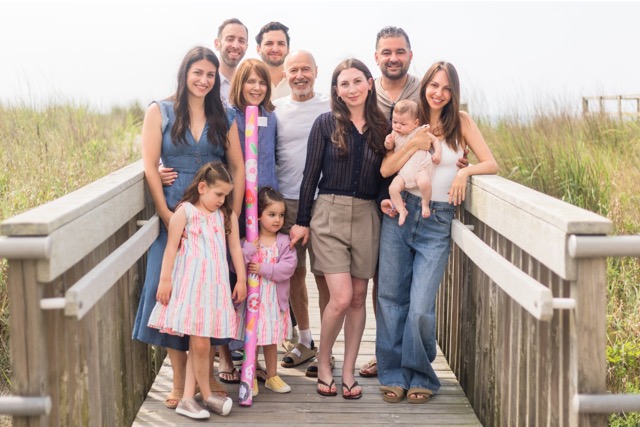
[{"left": 241, "top": 233, "right": 297, "bottom": 312}]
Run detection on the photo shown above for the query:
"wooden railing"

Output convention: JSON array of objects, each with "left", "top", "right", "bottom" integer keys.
[
  {"left": 2, "top": 161, "right": 639, "bottom": 426},
  {"left": 437, "top": 174, "right": 640, "bottom": 426},
  {"left": 0, "top": 161, "right": 159, "bottom": 426},
  {"left": 582, "top": 94, "right": 640, "bottom": 118}
]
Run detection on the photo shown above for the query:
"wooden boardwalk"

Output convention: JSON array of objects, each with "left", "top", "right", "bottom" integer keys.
[{"left": 133, "top": 269, "right": 480, "bottom": 426}]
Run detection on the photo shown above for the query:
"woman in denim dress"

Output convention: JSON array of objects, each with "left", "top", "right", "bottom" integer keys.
[{"left": 132, "top": 46, "right": 245, "bottom": 408}]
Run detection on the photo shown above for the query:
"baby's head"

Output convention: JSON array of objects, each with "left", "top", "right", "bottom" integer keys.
[
  {"left": 257, "top": 186, "right": 286, "bottom": 233},
  {"left": 391, "top": 99, "right": 420, "bottom": 135}
]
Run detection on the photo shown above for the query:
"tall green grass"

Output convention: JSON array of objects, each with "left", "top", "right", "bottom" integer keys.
[
  {"left": 0, "top": 102, "right": 143, "bottom": 401},
  {"left": 477, "top": 112, "right": 640, "bottom": 426}
]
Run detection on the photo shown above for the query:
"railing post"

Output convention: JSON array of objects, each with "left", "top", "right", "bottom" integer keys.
[
  {"left": 570, "top": 257, "right": 608, "bottom": 427},
  {"left": 8, "top": 260, "right": 49, "bottom": 427},
  {"left": 617, "top": 95, "right": 622, "bottom": 120},
  {"left": 598, "top": 96, "right": 605, "bottom": 114}
]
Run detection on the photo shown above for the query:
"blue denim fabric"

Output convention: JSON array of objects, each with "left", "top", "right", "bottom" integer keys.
[
  {"left": 132, "top": 100, "right": 230, "bottom": 350},
  {"left": 376, "top": 192, "right": 455, "bottom": 392}
]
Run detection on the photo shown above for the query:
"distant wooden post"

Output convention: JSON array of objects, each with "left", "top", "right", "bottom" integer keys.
[
  {"left": 617, "top": 96, "right": 622, "bottom": 120},
  {"left": 582, "top": 97, "right": 589, "bottom": 116},
  {"left": 598, "top": 96, "right": 604, "bottom": 114}
]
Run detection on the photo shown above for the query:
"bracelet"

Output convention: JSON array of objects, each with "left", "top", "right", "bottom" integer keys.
[{"left": 402, "top": 146, "right": 409, "bottom": 154}]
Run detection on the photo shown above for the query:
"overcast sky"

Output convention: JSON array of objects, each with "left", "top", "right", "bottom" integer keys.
[{"left": 1, "top": 0, "right": 639, "bottom": 119}]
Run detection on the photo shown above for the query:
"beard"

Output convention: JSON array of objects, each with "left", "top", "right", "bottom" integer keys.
[
  {"left": 381, "top": 63, "right": 409, "bottom": 81},
  {"left": 260, "top": 52, "right": 285, "bottom": 68},
  {"left": 223, "top": 56, "right": 242, "bottom": 68},
  {"left": 222, "top": 50, "right": 244, "bottom": 68},
  {"left": 292, "top": 84, "right": 312, "bottom": 98}
]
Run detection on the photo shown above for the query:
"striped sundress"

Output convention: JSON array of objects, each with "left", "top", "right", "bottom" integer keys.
[
  {"left": 148, "top": 202, "right": 236, "bottom": 339},
  {"left": 235, "top": 241, "right": 291, "bottom": 345}
]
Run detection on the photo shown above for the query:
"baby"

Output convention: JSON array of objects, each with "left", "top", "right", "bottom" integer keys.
[{"left": 385, "top": 99, "right": 441, "bottom": 225}]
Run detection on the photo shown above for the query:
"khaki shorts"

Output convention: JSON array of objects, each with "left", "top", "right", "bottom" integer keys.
[
  {"left": 281, "top": 199, "right": 309, "bottom": 270},
  {"left": 309, "top": 195, "right": 381, "bottom": 279}
]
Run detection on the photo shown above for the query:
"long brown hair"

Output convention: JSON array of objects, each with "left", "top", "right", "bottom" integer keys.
[
  {"left": 179, "top": 162, "right": 234, "bottom": 234},
  {"left": 229, "top": 59, "right": 275, "bottom": 113},
  {"left": 418, "top": 61, "right": 462, "bottom": 150},
  {"left": 329, "top": 58, "right": 388, "bottom": 156},
  {"left": 170, "top": 47, "right": 228, "bottom": 148}
]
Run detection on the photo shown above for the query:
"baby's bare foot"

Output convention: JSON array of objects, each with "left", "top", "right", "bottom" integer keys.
[{"left": 398, "top": 209, "right": 408, "bottom": 226}]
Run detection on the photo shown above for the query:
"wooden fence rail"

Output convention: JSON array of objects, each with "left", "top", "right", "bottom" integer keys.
[
  {"left": 582, "top": 94, "right": 640, "bottom": 118},
  {"left": 0, "top": 160, "right": 159, "bottom": 426},
  {"left": 437, "top": 174, "right": 640, "bottom": 426}
]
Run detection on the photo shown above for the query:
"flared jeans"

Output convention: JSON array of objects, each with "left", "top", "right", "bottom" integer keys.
[{"left": 376, "top": 192, "right": 455, "bottom": 392}]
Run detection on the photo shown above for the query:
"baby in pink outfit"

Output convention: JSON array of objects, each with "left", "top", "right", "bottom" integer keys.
[{"left": 385, "top": 99, "right": 442, "bottom": 225}]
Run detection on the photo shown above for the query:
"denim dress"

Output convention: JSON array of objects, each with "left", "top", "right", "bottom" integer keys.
[{"left": 132, "top": 100, "right": 230, "bottom": 350}]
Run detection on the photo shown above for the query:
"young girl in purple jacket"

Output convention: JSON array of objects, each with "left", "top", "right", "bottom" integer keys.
[{"left": 235, "top": 187, "right": 297, "bottom": 396}]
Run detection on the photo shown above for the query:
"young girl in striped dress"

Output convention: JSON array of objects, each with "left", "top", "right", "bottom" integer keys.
[
  {"left": 236, "top": 187, "right": 297, "bottom": 396},
  {"left": 148, "top": 162, "right": 247, "bottom": 420}
]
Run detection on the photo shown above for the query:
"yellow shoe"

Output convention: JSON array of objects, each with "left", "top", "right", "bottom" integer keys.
[
  {"left": 252, "top": 378, "right": 259, "bottom": 397},
  {"left": 265, "top": 375, "right": 292, "bottom": 393}
]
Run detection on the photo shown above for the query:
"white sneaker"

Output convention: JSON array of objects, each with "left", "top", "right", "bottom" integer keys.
[
  {"left": 176, "top": 397, "right": 210, "bottom": 419},
  {"left": 204, "top": 394, "right": 232, "bottom": 416}
]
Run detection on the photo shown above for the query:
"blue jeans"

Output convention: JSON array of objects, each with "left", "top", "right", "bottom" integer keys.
[{"left": 376, "top": 193, "right": 455, "bottom": 392}]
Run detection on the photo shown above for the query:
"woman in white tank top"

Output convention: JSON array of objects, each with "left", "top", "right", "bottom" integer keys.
[{"left": 375, "top": 61, "right": 498, "bottom": 404}]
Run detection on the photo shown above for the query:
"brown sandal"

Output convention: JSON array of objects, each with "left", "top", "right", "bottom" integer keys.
[
  {"left": 164, "top": 389, "right": 184, "bottom": 409},
  {"left": 359, "top": 357, "right": 378, "bottom": 377},
  {"left": 380, "top": 385, "right": 405, "bottom": 403},
  {"left": 407, "top": 387, "right": 433, "bottom": 404}
]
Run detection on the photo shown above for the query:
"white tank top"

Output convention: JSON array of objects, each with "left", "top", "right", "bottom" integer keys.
[{"left": 407, "top": 141, "right": 464, "bottom": 202}]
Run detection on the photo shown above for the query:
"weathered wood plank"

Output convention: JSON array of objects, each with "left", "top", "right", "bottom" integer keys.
[
  {"left": 133, "top": 268, "right": 480, "bottom": 426},
  {"left": 64, "top": 215, "right": 158, "bottom": 318},
  {"left": 537, "top": 264, "right": 551, "bottom": 427},
  {"left": 571, "top": 259, "right": 608, "bottom": 427},
  {"left": 465, "top": 175, "right": 612, "bottom": 280},
  {"left": 7, "top": 261, "right": 28, "bottom": 427},
  {"left": 451, "top": 220, "right": 553, "bottom": 320},
  {"left": 468, "top": 175, "right": 613, "bottom": 235},
  {"left": 35, "top": 180, "right": 145, "bottom": 283},
  {"left": 1, "top": 161, "right": 144, "bottom": 236}
]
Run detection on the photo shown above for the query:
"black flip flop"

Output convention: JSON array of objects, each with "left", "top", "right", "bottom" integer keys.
[
  {"left": 316, "top": 378, "right": 337, "bottom": 397},
  {"left": 342, "top": 380, "right": 362, "bottom": 400}
]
